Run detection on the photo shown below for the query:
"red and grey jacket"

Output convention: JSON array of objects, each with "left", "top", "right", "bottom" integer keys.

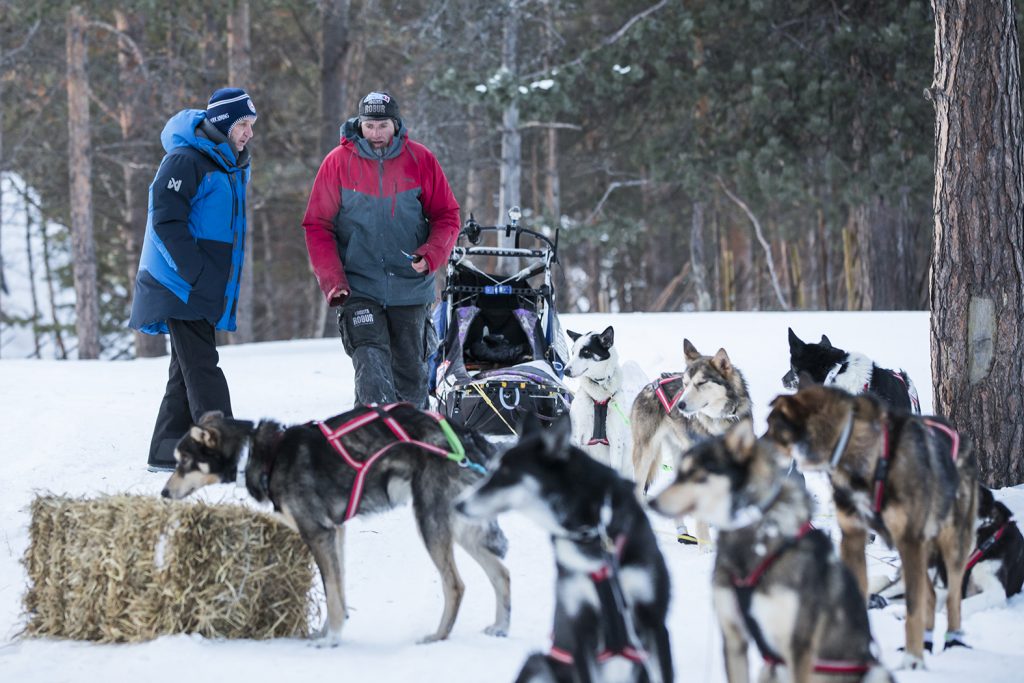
[{"left": 302, "top": 117, "right": 460, "bottom": 307}]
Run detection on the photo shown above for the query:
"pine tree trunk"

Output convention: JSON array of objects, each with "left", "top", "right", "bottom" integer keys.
[
  {"left": 113, "top": 10, "right": 165, "bottom": 359},
  {"left": 496, "top": 0, "right": 521, "bottom": 274},
  {"left": 229, "top": 0, "right": 255, "bottom": 343},
  {"left": 690, "top": 200, "right": 712, "bottom": 311},
  {"left": 931, "top": 0, "right": 1024, "bottom": 487},
  {"left": 66, "top": 5, "right": 100, "bottom": 359}
]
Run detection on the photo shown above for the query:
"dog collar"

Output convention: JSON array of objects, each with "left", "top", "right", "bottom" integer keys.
[
  {"left": 829, "top": 409, "right": 855, "bottom": 469},
  {"left": 235, "top": 438, "right": 250, "bottom": 487},
  {"left": 722, "top": 481, "right": 784, "bottom": 530},
  {"left": 824, "top": 362, "right": 844, "bottom": 385}
]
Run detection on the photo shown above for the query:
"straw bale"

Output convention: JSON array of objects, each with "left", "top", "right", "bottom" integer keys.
[{"left": 22, "top": 494, "right": 317, "bottom": 642}]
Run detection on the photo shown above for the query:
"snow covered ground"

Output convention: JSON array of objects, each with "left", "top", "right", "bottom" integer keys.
[{"left": 0, "top": 311, "right": 1021, "bottom": 682}]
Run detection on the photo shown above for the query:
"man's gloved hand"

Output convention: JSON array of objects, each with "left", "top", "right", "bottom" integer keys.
[{"left": 328, "top": 285, "right": 350, "bottom": 307}]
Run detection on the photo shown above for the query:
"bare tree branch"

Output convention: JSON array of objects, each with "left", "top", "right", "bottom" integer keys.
[
  {"left": 518, "top": 120, "right": 582, "bottom": 131},
  {"left": 87, "top": 20, "right": 149, "bottom": 79},
  {"left": 524, "top": 0, "right": 669, "bottom": 79},
  {"left": 585, "top": 179, "right": 648, "bottom": 224},
  {"left": 715, "top": 175, "right": 790, "bottom": 310}
]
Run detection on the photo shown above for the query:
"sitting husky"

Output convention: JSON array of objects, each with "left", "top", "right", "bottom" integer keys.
[
  {"left": 871, "top": 485, "right": 1023, "bottom": 625},
  {"left": 782, "top": 328, "right": 920, "bottom": 413},
  {"left": 650, "top": 420, "right": 892, "bottom": 683},
  {"left": 631, "top": 340, "right": 752, "bottom": 545},
  {"left": 565, "top": 326, "right": 647, "bottom": 480},
  {"left": 161, "top": 405, "right": 511, "bottom": 647},
  {"left": 767, "top": 383, "right": 977, "bottom": 668},
  {"left": 457, "top": 415, "right": 673, "bottom": 683}
]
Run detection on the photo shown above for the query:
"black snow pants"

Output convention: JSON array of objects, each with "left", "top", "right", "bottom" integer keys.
[
  {"left": 338, "top": 298, "right": 436, "bottom": 408},
  {"left": 147, "top": 318, "right": 232, "bottom": 467}
]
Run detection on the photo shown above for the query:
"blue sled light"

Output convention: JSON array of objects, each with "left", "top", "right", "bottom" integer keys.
[{"left": 484, "top": 285, "right": 513, "bottom": 295}]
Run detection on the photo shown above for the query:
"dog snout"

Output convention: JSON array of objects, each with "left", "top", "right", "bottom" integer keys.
[{"left": 161, "top": 487, "right": 170, "bottom": 499}]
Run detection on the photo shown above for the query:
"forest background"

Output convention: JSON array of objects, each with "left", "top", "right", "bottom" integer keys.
[{"left": 5, "top": 0, "right": 993, "bottom": 359}]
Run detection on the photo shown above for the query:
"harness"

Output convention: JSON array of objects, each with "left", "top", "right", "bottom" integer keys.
[
  {"left": 824, "top": 363, "right": 920, "bottom": 413},
  {"left": 654, "top": 374, "right": 684, "bottom": 413},
  {"left": 316, "top": 403, "right": 483, "bottom": 521},
  {"left": 731, "top": 522, "right": 873, "bottom": 675},
  {"left": 827, "top": 411, "right": 960, "bottom": 519},
  {"left": 965, "top": 521, "right": 1012, "bottom": 573},
  {"left": 548, "top": 499, "right": 649, "bottom": 672},
  {"left": 870, "top": 417, "right": 960, "bottom": 516},
  {"left": 586, "top": 397, "right": 631, "bottom": 446}
]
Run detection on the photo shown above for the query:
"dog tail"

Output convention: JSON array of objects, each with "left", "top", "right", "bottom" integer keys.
[{"left": 485, "top": 520, "right": 509, "bottom": 559}]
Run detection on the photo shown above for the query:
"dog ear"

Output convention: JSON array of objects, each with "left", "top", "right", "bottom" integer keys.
[
  {"left": 788, "top": 328, "right": 804, "bottom": 351},
  {"left": 599, "top": 326, "right": 614, "bottom": 347},
  {"left": 711, "top": 348, "right": 732, "bottom": 373},
  {"left": 566, "top": 329, "right": 581, "bottom": 342},
  {"left": 819, "top": 334, "right": 832, "bottom": 348},
  {"left": 724, "top": 419, "right": 757, "bottom": 462},
  {"left": 189, "top": 425, "right": 218, "bottom": 449},
  {"left": 538, "top": 417, "right": 572, "bottom": 460},
  {"left": 683, "top": 338, "right": 701, "bottom": 363},
  {"left": 519, "top": 411, "right": 543, "bottom": 439},
  {"left": 198, "top": 410, "right": 224, "bottom": 426}
]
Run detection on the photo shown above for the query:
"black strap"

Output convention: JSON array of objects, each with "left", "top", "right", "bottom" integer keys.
[{"left": 589, "top": 399, "right": 610, "bottom": 445}]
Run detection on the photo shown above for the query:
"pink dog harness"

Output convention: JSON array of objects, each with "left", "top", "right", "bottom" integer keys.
[{"left": 316, "top": 404, "right": 480, "bottom": 521}]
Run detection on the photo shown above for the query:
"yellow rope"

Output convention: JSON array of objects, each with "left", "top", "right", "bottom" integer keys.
[{"left": 469, "top": 383, "right": 518, "bottom": 435}]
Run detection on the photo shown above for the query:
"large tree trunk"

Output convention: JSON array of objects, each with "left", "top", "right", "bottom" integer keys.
[
  {"left": 114, "top": 10, "right": 165, "bottom": 359},
  {"left": 496, "top": 0, "right": 521, "bottom": 273},
  {"left": 931, "top": 0, "right": 1024, "bottom": 487},
  {"left": 66, "top": 5, "right": 100, "bottom": 359},
  {"left": 313, "top": 0, "right": 351, "bottom": 339},
  {"left": 690, "top": 200, "right": 712, "bottom": 311},
  {"left": 229, "top": 0, "right": 255, "bottom": 343},
  {"left": 319, "top": 0, "right": 350, "bottom": 157}
]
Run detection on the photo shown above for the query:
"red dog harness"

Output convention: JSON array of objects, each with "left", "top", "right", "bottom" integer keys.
[
  {"left": 732, "top": 522, "right": 873, "bottom": 675},
  {"left": 548, "top": 533, "right": 648, "bottom": 668},
  {"left": 654, "top": 374, "right": 684, "bottom": 413},
  {"left": 316, "top": 404, "right": 479, "bottom": 521},
  {"left": 965, "top": 521, "right": 1011, "bottom": 572},
  {"left": 872, "top": 417, "right": 960, "bottom": 515}
]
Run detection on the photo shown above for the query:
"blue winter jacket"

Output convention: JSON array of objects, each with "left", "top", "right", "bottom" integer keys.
[{"left": 129, "top": 110, "right": 250, "bottom": 335}]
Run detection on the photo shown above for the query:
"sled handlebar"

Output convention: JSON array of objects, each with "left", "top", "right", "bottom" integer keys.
[{"left": 460, "top": 216, "right": 559, "bottom": 260}]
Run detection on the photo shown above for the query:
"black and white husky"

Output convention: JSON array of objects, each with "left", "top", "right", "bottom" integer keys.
[
  {"left": 457, "top": 415, "right": 673, "bottom": 683},
  {"left": 161, "top": 405, "right": 511, "bottom": 647},
  {"left": 565, "top": 326, "right": 647, "bottom": 480},
  {"left": 782, "top": 328, "right": 920, "bottom": 413},
  {"left": 870, "top": 485, "right": 1024, "bottom": 621}
]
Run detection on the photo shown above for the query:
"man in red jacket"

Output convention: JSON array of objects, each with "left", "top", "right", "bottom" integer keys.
[{"left": 302, "top": 91, "right": 460, "bottom": 407}]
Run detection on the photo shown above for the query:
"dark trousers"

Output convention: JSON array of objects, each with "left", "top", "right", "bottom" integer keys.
[
  {"left": 338, "top": 299, "right": 435, "bottom": 408},
  {"left": 147, "top": 319, "right": 232, "bottom": 466}
]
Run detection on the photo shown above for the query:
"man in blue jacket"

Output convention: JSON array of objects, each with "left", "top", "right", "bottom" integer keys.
[{"left": 129, "top": 88, "right": 256, "bottom": 471}]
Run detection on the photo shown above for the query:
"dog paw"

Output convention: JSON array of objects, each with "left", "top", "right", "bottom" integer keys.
[
  {"left": 484, "top": 624, "right": 509, "bottom": 638},
  {"left": 311, "top": 632, "right": 343, "bottom": 648},
  {"left": 868, "top": 593, "right": 888, "bottom": 610},
  {"left": 897, "top": 653, "right": 926, "bottom": 671},
  {"left": 944, "top": 631, "right": 970, "bottom": 650},
  {"left": 417, "top": 632, "right": 448, "bottom": 645}
]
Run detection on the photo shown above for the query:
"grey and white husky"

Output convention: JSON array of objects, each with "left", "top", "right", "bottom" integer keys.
[
  {"left": 651, "top": 420, "right": 892, "bottom": 683},
  {"left": 631, "top": 340, "right": 752, "bottom": 545},
  {"left": 457, "top": 414, "right": 673, "bottom": 683},
  {"left": 161, "top": 404, "right": 511, "bottom": 647}
]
